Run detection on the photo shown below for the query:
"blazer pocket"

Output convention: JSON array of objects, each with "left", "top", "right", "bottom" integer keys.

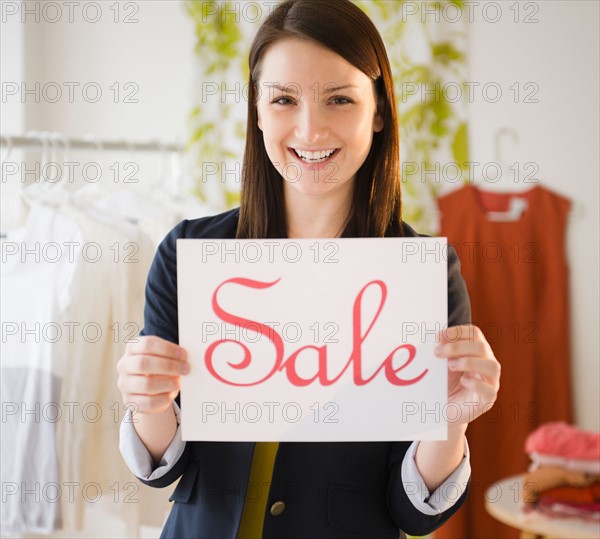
[
  {"left": 327, "top": 484, "right": 397, "bottom": 538},
  {"left": 169, "top": 463, "right": 200, "bottom": 504}
]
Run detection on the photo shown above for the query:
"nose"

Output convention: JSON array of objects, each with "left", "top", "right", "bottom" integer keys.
[{"left": 294, "top": 103, "right": 329, "bottom": 145}]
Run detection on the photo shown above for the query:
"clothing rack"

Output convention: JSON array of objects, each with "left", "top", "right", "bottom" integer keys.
[
  {"left": 0, "top": 131, "right": 189, "bottom": 539},
  {"left": 1, "top": 131, "right": 189, "bottom": 200},
  {"left": 0, "top": 132, "right": 183, "bottom": 153}
]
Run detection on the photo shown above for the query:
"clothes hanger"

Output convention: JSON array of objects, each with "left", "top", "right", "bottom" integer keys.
[
  {"left": 153, "top": 139, "right": 179, "bottom": 199},
  {"left": 29, "top": 131, "right": 70, "bottom": 206},
  {"left": 492, "top": 127, "right": 540, "bottom": 188},
  {"left": 152, "top": 138, "right": 186, "bottom": 200},
  {"left": 466, "top": 127, "right": 538, "bottom": 191},
  {"left": 145, "top": 139, "right": 210, "bottom": 218},
  {"left": 82, "top": 133, "right": 105, "bottom": 189},
  {"left": 70, "top": 134, "right": 124, "bottom": 223},
  {"left": 0, "top": 133, "right": 15, "bottom": 192},
  {"left": 0, "top": 132, "right": 52, "bottom": 233},
  {"left": 169, "top": 145, "right": 185, "bottom": 201},
  {"left": 48, "top": 131, "right": 71, "bottom": 194},
  {"left": 465, "top": 128, "right": 538, "bottom": 221},
  {"left": 20, "top": 131, "right": 54, "bottom": 204},
  {"left": 487, "top": 127, "right": 584, "bottom": 222},
  {"left": 0, "top": 134, "right": 13, "bottom": 166},
  {"left": 167, "top": 143, "right": 213, "bottom": 218},
  {"left": 0, "top": 134, "right": 24, "bottom": 235}
]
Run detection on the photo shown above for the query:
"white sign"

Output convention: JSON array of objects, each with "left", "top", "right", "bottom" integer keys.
[{"left": 177, "top": 238, "right": 449, "bottom": 442}]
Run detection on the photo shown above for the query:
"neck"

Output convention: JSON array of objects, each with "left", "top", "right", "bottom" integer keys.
[{"left": 284, "top": 184, "right": 353, "bottom": 239}]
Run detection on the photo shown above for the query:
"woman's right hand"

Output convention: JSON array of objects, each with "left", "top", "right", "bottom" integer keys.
[{"left": 117, "top": 335, "right": 190, "bottom": 415}]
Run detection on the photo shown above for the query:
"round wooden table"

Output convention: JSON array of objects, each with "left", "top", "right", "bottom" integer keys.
[{"left": 484, "top": 475, "right": 600, "bottom": 539}]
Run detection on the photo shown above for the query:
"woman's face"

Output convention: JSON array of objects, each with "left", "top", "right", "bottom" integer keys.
[{"left": 255, "top": 38, "right": 383, "bottom": 201}]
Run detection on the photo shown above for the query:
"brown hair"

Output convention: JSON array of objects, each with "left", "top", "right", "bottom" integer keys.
[{"left": 236, "top": 0, "right": 403, "bottom": 239}]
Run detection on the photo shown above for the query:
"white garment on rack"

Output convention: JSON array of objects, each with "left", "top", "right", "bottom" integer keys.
[
  {"left": 0, "top": 177, "right": 208, "bottom": 535},
  {"left": 1, "top": 202, "right": 86, "bottom": 535},
  {"left": 57, "top": 193, "right": 164, "bottom": 532},
  {"left": 70, "top": 182, "right": 211, "bottom": 248}
]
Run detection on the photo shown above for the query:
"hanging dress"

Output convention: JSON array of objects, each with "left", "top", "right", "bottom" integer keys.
[{"left": 434, "top": 183, "right": 573, "bottom": 539}]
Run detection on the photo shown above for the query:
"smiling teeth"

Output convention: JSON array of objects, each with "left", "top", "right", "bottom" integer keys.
[{"left": 294, "top": 149, "right": 335, "bottom": 162}]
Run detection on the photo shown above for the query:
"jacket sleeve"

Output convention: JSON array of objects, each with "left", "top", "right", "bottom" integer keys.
[
  {"left": 386, "top": 244, "right": 472, "bottom": 536},
  {"left": 119, "top": 402, "right": 188, "bottom": 488},
  {"left": 119, "top": 220, "right": 191, "bottom": 488},
  {"left": 386, "top": 444, "right": 470, "bottom": 536},
  {"left": 140, "top": 220, "right": 187, "bottom": 343},
  {"left": 446, "top": 243, "right": 472, "bottom": 327}
]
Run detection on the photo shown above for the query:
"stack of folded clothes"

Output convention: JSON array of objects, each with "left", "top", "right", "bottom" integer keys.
[{"left": 522, "top": 422, "right": 600, "bottom": 522}]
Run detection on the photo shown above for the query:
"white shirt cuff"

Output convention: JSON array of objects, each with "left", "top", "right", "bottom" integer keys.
[
  {"left": 119, "top": 401, "right": 186, "bottom": 481},
  {"left": 401, "top": 436, "right": 471, "bottom": 515}
]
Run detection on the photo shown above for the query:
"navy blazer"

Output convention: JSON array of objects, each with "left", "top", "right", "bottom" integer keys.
[{"left": 136, "top": 208, "right": 472, "bottom": 539}]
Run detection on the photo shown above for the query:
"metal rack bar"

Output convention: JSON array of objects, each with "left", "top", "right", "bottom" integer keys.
[{"left": 0, "top": 133, "right": 183, "bottom": 153}]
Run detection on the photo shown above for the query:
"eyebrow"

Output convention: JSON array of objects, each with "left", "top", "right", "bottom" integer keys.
[
  {"left": 266, "top": 83, "right": 358, "bottom": 95},
  {"left": 322, "top": 84, "right": 358, "bottom": 95}
]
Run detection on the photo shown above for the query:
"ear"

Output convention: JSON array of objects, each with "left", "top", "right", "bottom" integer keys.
[
  {"left": 373, "top": 113, "right": 384, "bottom": 133},
  {"left": 373, "top": 96, "right": 384, "bottom": 133},
  {"left": 257, "top": 108, "right": 263, "bottom": 131}
]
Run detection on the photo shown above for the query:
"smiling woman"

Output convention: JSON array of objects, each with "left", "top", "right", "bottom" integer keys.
[
  {"left": 254, "top": 38, "right": 384, "bottom": 237},
  {"left": 238, "top": 0, "right": 401, "bottom": 240},
  {"left": 116, "top": 1, "right": 501, "bottom": 538}
]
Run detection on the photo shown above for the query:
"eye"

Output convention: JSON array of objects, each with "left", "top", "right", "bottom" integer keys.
[
  {"left": 330, "top": 96, "right": 353, "bottom": 105},
  {"left": 271, "top": 96, "right": 295, "bottom": 105}
]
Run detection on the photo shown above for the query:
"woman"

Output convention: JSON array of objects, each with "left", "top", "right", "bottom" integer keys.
[{"left": 117, "top": 1, "right": 501, "bottom": 537}]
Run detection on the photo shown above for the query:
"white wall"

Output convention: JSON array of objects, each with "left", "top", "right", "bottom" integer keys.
[
  {"left": 464, "top": 0, "right": 599, "bottom": 430},
  {"left": 1, "top": 3, "right": 25, "bottom": 133},
  {"left": 20, "top": 0, "right": 195, "bottom": 141},
  {"left": 3, "top": 1, "right": 198, "bottom": 200}
]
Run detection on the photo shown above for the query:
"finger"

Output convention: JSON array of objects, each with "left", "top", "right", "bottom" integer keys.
[
  {"left": 441, "top": 325, "right": 496, "bottom": 360},
  {"left": 438, "top": 324, "right": 481, "bottom": 344},
  {"left": 126, "top": 335, "right": 187, "bottom": 362},
  {"left": 448, "top": 356, "right": 501, "bottom": 384},
  {"left": 128, "top": 393, "right": 177, "bottom": 414},
  {"left": 460, "top": 375, "right": 498, "bottom": 403},
  {"left": 120, "top": 374, "right": 181, "bottom": 396},
  {"left": 437, "top": 340, "right": 490, "bottom": 359},
  {"left": 124, "top": 354, "right": 191, "bottom": 376}
]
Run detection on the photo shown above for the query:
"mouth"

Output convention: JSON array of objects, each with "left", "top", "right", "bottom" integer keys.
[{"left": 289, "top": 147, "right": 339, "bottom": 164}]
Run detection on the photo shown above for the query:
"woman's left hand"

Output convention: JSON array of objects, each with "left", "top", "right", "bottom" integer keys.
[{"left": 435, "top": 324, "right": 501, "bottom": 427}]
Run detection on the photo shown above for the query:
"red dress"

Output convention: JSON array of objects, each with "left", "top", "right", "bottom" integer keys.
[{"left": 434, "top": 184, "right": 573, "bottom": 539}]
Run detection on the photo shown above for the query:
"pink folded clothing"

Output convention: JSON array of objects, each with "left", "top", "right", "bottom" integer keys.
[
  {"left": 525, "top": 422, "right": 600, "bottom": 461},
  {"left": 535, "top": 500, "right": 600, "bottom": 522},
  {"left": 529, "top": 453, "right": 600, "bottom": 475},
  {"left": 522, "top": 467, "right": 600, "bottom": 503}
]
